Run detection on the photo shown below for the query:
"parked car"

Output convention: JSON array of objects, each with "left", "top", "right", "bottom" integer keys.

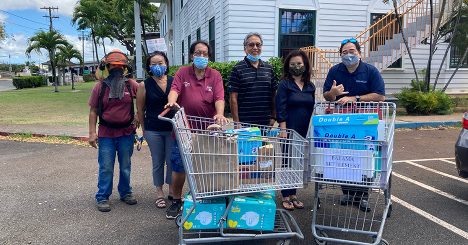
[{"left": 455, "top": 112, "right": 468, "bottom": 178}]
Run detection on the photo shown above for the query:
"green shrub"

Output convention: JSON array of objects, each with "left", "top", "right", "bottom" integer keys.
[
  {"left": 83, "top": 74, "right": 96, "bottom": 82},
  {"left": 396, "top": 89, "right": 454, "bottom": 115},
  {"left": 12, "top": 76, "right": 47, "bottom": 89},
  {"left": 167, "top": 58, "right": 284, "bottom": 115}
]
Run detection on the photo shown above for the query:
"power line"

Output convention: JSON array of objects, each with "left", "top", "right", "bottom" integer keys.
[
  {"left": 0, "top": 9, "right": 49, "bottom": 27},
  {"left": 1, "top": 19, "right": 44, "bottom": 32}
]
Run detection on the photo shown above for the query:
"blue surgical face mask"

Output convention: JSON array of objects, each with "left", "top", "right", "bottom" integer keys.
[
  {"left": 193, "top": 56, "right": 209, "bottom": 69},
  {"left": 150, "top": 65, "right": 167, "bottom": 77},
  {"left": 246, "top": 53, "right": 261, "bottom": 62},
  {"left": 341, "top": 54, "right": 360, "bottom": 67}
]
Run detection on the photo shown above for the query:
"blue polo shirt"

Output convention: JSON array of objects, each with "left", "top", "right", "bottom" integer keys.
[{"left": 323, "top": 61, "right": 385, "bottom": 99}]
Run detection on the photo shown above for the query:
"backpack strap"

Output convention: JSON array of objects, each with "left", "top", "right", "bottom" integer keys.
[{"left": 97, "top": 79, "right": 135, "bottom": 129}]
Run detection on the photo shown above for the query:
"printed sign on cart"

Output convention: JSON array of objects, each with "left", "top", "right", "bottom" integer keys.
[{"left": 322, "top": 148, "right": 374, "bottom": 182}]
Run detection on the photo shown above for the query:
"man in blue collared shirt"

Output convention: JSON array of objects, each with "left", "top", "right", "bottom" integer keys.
[
  {"left": 323, "top": 38, "right": 385, "bottom": 103},
  {"left": 323, "top": 38, "right": 385, "bottom": 212}
]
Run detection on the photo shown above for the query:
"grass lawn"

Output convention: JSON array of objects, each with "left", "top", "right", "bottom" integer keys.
[{"left": 0, "top": 82, "right": 97, "bottom": 127}]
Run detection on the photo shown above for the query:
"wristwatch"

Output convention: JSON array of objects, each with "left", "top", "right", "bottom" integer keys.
[{"left": 355, "top": 95, "right": 361, "bottom": 102}]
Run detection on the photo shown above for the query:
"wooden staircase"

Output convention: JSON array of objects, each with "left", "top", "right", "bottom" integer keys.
[{"left": 301, "top": 0, "right": 454, "bottom": 101}]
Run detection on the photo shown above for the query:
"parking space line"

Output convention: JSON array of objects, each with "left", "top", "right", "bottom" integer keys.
[
  {"left": 440, "top": 159, "right": 456, "bottom": 165},
  {"left": 394, "top": 158, "right": 455, "bottom": 163},
  {"left": 392, "top": 196, "right": 468, "bottom": 240},
  {"left": 393, "top": 172, "right": 468, "bottom": 206},
  {"left": 402, "top": 161, "right": 468, "bottom": 184}
]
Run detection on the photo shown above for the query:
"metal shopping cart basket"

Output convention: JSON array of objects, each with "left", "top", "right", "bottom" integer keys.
[
  {"left": 308, "top": 102, "right": 396, "bottom": 245},
  {"left": 159, "top": 108, "right": 306, "bottom": 245}
]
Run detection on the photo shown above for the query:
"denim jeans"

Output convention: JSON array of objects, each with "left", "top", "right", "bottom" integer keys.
[
  {"left": 95, "top": 134, "right": 134, "bottom": 203},
  {"left": 144, "top": 130, "right": 174, "bottom": 187}
]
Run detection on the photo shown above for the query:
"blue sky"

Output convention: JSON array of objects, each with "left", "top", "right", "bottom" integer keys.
[{"left": 0, "top": 0, "right": 127, "bottom": 65}]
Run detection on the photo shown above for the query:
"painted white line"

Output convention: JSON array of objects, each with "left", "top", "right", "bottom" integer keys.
[
  {"left": 393, "top": 172, "right": 468, "bottom": 206},
  {"left": 392, "top": 196, "right": 468, "bottom": 240},
  {"left": 394, "top": 158, "right": 455, "bottom": 163},
  {"left": 440, "top": 159, "right": 456, "bottom": 165},
  {"left": 403, "top": 161, "right": 468, "bottom": 184}
]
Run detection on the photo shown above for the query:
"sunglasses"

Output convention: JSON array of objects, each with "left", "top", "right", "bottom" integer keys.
[
  {"left": 341, "top": 38, "right": 358, "bottom": 44},
  {"left": 247, "top": 42, "right": 263, "bottom": 48}
]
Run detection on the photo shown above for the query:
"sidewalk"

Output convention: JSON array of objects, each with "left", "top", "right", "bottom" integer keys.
[{"left": 0, "top": 113, "right": 463, "bottom": 141}]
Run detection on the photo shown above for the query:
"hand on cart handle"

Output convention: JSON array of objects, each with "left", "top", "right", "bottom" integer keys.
[
  {"left": 336, "top": 96, "right": 357, "bottom": 105},
  {"left": 164, "top": 102, "right": 180, "bottom": 110},
  {"left": 330, "top": 80, "right": 349, "bottom": 97},
  {"left": 213, "top": 114, "right": 229, "bottom": 125}
]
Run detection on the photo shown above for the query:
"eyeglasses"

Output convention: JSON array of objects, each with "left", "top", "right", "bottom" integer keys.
[
  {"left": 341, "top": 38, "right": 358, "bottom": 45},
  {"left": 247, "top": 42, "right": 263, "bottom": 48},
  {"left": 194, "top": 50, "right": 209, "bottom": 57}
]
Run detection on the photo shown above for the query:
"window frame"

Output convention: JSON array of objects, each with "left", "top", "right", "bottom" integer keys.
[
  {"left": 278, "top": 9, "right": 316, "bottom": 58},
  {"left": 209, "top": 17, "right": 216, "bottom": 62}
]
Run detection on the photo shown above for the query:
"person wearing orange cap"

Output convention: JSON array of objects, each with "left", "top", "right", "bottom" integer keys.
[{"left": 88, "top": 49, "right": 139, "bottom": 212}]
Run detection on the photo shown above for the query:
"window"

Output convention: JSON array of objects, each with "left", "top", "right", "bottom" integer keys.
[
  {"left": 182, "top": 40, "right": 185, "bottom": 64},
  {"left": 188, "top": 35, "right": 191, "bottom": 48},
  {"left": 197, "top": 28, "right": 201, "bottom": 41},
  {"left": 449, "top": 15, "right": 467, "bottom": 68},
  {"left": 181, "top": 0, "right": 184, "bottom": 8},
  {"left": 370, "top": 13, "right": 402, "bottom": 68},
  {"left": 279, "top": 9, "right": 316, "bottom": 58},
  {"left": 209, "top": 17, "right": 215, "bottom": 62}
]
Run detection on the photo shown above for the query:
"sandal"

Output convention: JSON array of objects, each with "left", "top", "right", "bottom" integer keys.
[
  {"left": 290, "top": 197, "right": 304, "bottom": 209},
  {"left": 156, "top": 197, "right": 166, "bottom": 209},
  {"left": 282, "top": 200, "right": 294, "bottom": 211}
]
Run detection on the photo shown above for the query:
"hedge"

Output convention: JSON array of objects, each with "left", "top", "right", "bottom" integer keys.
[
  {"left": 12, "top": 76, "right": 47, "bottom": 89},
  {"left": 167, "top": 57, "right": 284, "bottom": 115}
]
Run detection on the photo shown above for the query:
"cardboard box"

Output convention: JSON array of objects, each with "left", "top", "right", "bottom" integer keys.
[
  {"left": 190, "top": 133, "right": 239, "bottom": 194},
  {"left": 239, "top": 144, "right": 276, "bottom": 185},
  {"left": 225, "top": 127, "right": 262, "bottom": 164},
  {"left": 227, "top": 194, "right": 276, "bottom": 231},
  {"left": 182, "top": 193, "right": 227, "bottom": 230}
]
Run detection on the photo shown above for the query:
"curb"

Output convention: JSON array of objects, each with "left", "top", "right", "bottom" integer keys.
[
  {"left": 395, "top": 121, "right": 461, "bottom": 129},
  {"left": 0, "top": 131, "right": 89, "bottom": 142}
]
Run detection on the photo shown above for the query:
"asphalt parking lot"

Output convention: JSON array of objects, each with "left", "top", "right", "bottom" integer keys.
[{"left": 0, "top": 128, "right": 466, "bottom": 245}]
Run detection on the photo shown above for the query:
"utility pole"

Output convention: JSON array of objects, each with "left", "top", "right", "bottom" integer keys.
[
  {"left": 41, "top": 6, "right": 59, "bottom": 89},
  {"left": 134, "top": 1, "right": 144, "bottom": 81},
  {"left": 40, "top": 7, "right": 59, "bottom": 31},
  {"left": 78, "top": 31, "right": 88, "bottom": 76}
]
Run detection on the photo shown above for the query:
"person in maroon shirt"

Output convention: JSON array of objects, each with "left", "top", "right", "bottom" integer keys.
[
  {"left": 164, "top": 40, "right": 228, "bottom": 219},
  {"left": 88, "top": 49, "right": 139, "bottom": 212}
]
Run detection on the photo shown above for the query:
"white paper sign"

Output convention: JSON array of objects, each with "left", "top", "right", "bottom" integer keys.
[
  {"left": 146, "top": 38, "right": 167, "bottom": 53},
  {"left": 322, "top": 148, "right": 374, "bottom": 182}
]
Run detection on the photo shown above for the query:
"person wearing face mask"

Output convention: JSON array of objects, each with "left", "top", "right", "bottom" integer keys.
[
  {"left": 136, "top": 51, "right": 174, "bottom": 209},
  {"left": 88, "top": 49, "right": 139, "bottom": 212},
  {"left": 229, "top": 32, "right": 278, "bottom": 127},
  {"left": 275, "top": 50, "right": 315, "bottom": 211},
  {"left": 164, "top": 40, "right": 228, "bottom": 219},
  {"left": 323, "top": 38, "right": 386, "bottom": 212}
]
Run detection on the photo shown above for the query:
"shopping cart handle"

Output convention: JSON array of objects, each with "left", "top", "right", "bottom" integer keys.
[{"left": 159, "top": 108, "right": 172, "bottom": 118}]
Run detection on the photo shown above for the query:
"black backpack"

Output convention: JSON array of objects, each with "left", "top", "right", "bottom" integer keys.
[{"left": 97, "top": 80, "right": 135, "bottom": 129}]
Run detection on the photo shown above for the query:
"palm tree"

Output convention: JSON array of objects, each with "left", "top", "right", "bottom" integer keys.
[
  {"left": 25, "top": 30, "right": 68, "bottom": 92},
  {"left": 72, "top": 0, "right": 102, "bottom": 65},
  {"left": 57, "top": 43, "right": 83, "bottom": 90}
]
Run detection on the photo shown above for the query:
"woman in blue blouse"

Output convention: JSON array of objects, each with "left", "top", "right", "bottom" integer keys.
[{"left": 276, "top": 50, "right": 316, "bottom": 211}]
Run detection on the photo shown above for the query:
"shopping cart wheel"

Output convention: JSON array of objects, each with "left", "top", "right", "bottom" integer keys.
[
  {"left": 379, "top": 239, "right": 389, "bottom": 245},
  {"left": 387, "top": 204, "right": 393, "bottom": 218},
  {"left": 314, "top": 229, "right": 328, "bottom": 245},
  {"left": 276, "top": 239, "right": 290, "bottom": 245},
  {"left": 175, "top": 215, "right": 182, "bottom": 227}
]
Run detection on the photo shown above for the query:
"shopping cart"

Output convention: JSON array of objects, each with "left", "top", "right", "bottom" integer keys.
[
  {"left": 159, "top": 107, "right": 306, "bottom": 245},
  {"left": 307, "top": 102, "right": 396, "bottom": 245}
]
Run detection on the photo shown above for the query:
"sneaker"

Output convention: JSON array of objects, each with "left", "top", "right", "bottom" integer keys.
[
  {"left": 166, "top": 199, "right": 182, "bottom": 219},
  {"left": 358, "top": 199, "right": 371, "bottom": 212},
  {"left": 340, "top": 195, "right": 354, "bottom": 205},
  {"left": 121, "top": 193, "right": 138, "bottom": 205},
  {"left": 97, "top": 200, "right": 111, "bottom": 212}
]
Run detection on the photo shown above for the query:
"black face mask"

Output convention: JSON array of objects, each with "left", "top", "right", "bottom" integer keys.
[
  {"left": 290, "top": 65, "right": 305, "bottom": 77},
  {"left": 108, "top": 67, "right": 124, "bottom": 79}
]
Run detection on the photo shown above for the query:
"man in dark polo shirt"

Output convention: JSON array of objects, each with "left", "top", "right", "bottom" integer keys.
[
  {"left": 323, "top": 38, "right": 385, "bottom": 212},
  {"left": 229, "top": 32, "right": 278, "bottom": 126}
]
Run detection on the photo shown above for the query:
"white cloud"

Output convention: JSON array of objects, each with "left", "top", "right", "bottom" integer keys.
[{"left": 0, "top": 0, "right": 77, "bottom": 16}]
